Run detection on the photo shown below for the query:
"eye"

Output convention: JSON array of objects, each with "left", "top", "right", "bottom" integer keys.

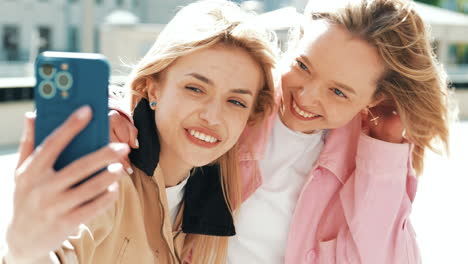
[
  {"left": 296, "top": 59, "right": 308, "bottom": 71},
  {"left": 185, "top": 86, "right": 203, "bottom": 93},
  {"left": 332, "top": 88, "right": 347, "bottom": 98},
  {"left": 228, "top": 99, "right": 247, "bottom": 108}
]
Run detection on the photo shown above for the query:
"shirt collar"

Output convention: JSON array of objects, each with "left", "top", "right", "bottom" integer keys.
[
  {"left": 129, "top": 98, "right": 235, "bottom": 237},
  {"left": 317, "top": 115, "right": 362, "bottom": 184}
]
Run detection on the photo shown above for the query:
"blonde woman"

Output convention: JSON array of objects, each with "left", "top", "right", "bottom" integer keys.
[
  {"left": 2, "top": 1, "right": 277, "bottom": 263},
  {"left": 111, "top": 0, "right": 453, "bottom": 263}
]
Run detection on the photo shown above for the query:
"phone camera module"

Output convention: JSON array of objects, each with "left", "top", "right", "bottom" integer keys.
[
  {"left": 39, "top": 64, "right": 56, "bottom": 79},
  {"left": 39, "top": 80, "right": 56, "bottom": 99},
  {"left": 55, "top": 71, "right": 73, "bottom": 91}
]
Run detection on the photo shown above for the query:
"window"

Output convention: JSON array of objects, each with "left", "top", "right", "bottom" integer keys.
[
  {"left": 449, "top": 44, "right": 468, "bottom": 65},
  {"left": 116, "top": 0, "right": 123, "bottom": 7},
  {"left": 2, "top": 25, "right": 20, "bottom": 61},
  {"left": 94, "top": 27, "right": 100, "bottom": 53},
  {"left": 68, "top": 26, "right": 79, "bottom": 52},
  {"left": 38, "top": 26, "right": 52, "bottom": 53}
]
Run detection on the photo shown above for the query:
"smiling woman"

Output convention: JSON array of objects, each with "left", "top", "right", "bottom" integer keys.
[
  {"left": 145, "top": 45, "right": 263, "bottom": 184},
  {"left": 279, "top": 19, "right": 386, "bottom": 133}
]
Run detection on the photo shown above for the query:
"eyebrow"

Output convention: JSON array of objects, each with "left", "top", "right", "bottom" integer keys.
[
  {"left": 300, "top": 55, "right": 357, "bottom": 96},
  {"left": 230, "top": 89, "right": 253, "bottom": 96},
  {"left": 185, "top": 72, "right": 253, "bottom": 96},
  {"left": 186, "top": 73, "right": 213, "bottom": 85}
]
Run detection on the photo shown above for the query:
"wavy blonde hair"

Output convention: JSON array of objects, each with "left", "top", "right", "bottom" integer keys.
[
  {"left": 296, "top": 0, "right": 454, "bottom": 175},
  {"left": 125, "top": 0, "right": 277, "bottom": 262}
]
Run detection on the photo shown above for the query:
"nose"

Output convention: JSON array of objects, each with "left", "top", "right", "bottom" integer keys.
[
  {"left": 199, "top": 100, "right": 223, "bottom": 126},
  {"left": 297, "top": 80, "right": 322, "bottom": 107}
]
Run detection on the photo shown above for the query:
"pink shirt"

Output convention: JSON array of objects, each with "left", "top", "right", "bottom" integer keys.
[{"left": 237, "top": 110, "right": 421, "bottom": 264}]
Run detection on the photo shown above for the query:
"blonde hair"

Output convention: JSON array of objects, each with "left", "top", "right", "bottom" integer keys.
[
  {"left": 297, "top": 0, "right": 453, "bottom": 175},
  {"left": 125, "top": 0, "right": 277, "bottom": 262}
]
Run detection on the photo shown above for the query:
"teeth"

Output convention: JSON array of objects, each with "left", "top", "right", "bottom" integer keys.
[
  {"left": 293, "top": 100, "right": 319, "bottom": 119},
  {"left": 188, "top": 129, "right": 218, "bottom": 143}
]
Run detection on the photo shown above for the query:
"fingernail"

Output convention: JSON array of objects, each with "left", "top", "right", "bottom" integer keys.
[
  {"left": 110, "top": 143, "right": 129, "bottom": 154},
  {"left": 135, "top": 139, "right": 139, "bottom": 148},
  {"left": 76, "top": 106, "right": 91, "bottom": 120},
  {"left": 392, "top": 110, "right": 398, "bottom": 115},
  {"left": 108, "top": 182, "right": 119, "bottom": 192},
  {"left": 108, "top": 162, "right": 123, "bottom": 173},
  {"left": 25, "top": 111, "right": 36, "bottom": 119},
  {"left": 126, "top": 167, "right": 134, "bottom": 175}
]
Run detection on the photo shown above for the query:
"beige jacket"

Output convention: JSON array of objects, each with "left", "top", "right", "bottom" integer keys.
[
  {"left": 1, "top": 165, "right": 186, "bottom": 264},
  {"left": 56, "top": 165, "right": 187, "bottom": 264}
]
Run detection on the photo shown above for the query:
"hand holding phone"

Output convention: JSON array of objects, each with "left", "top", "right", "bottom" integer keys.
[{"left": 5, "top": 108, "right": 129, "bottom": 263}]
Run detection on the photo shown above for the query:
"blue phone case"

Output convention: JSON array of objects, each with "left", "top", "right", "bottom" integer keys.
[{"left": 34, "top": 52, "right": 110, "bottom": 172}]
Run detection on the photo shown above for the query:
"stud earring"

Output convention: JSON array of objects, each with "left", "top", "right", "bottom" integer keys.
[
  {"left": 368, "top": 108, "right": 380, "bottom": 126},
  {"left": 150, "top": 101, "right": 157, "bottom": 109}
]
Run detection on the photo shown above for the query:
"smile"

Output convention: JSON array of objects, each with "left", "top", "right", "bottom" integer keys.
[
  {"left": 291, "top": 98, "right": 322, "bottom": 120},
  {"left": 184, "top": 127, "right": 221, "bottom": 148}
]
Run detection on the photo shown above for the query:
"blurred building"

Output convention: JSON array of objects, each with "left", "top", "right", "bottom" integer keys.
[{"left": 0, "top": 0, "right": 199, "bottom": 63}]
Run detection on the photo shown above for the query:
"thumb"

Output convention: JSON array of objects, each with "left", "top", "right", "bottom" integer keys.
[{"left": 16, "top": 112, "right": 36, "bottom": 169}]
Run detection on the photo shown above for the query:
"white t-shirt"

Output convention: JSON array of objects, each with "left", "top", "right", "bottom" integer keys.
[
  {"left": 166, "top": 175, "right": 189, "bottom": 225},
  {"left": 228, "top": 116, "right": 325, "bottom": 264}
]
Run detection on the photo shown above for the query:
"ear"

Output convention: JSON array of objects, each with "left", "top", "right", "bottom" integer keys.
[{"left": 146, "top": 78, "right": 160, "bottom": 102}]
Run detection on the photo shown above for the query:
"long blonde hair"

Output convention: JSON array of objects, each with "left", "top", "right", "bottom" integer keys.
[
  {"left": 298, "top": 0, "right": 454, "bottom": 175},
  {"left": 125, "top": 0, "right": 277, "bottom": 262}
]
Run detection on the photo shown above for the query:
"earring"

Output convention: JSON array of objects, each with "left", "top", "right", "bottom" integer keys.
[
  {"left": 150, "top": 101, "right": 157, "bottom": 109},
  {"left": 368, "top": 108, "right": 380, "bottom": 126}
]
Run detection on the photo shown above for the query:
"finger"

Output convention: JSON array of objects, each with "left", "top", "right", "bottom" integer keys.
[
  {"left": 33, "top": 106, "right": 92, "bottom": 168},
  {"left": 54, "top": 143, "right": 129, "bottom": 190},
  {"left": 16, "top": 112, "right": 36, "bottom": 169},
  {"left": 121, "top": 158, "right": 133, "bottom": 175},
  {"left": 110, "top": 111, "right": 129, "bottom": 143},
  {"left": 65, "top": 183, "right": 119, "bottom": 228},
  {"left": 110, "top": 131, "right": 119, "bottom": 143},
  {"left": 128, "top": 126, "right": 139, "bottom": 149},
  {"left": 59, "top": 164, "right": 124, "bottom": 213},
  {"left": 110, "top": 111, "right": 138, "bottom": 149}
]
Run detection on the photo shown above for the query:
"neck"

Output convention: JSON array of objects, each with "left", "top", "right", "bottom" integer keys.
[{"left": 158, "top": 146, "right": 192, "bottom": 187}]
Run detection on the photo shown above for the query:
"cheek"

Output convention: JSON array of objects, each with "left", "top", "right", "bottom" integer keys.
[
  {"left": 224, "top": 110, "right": 249, "bottom": 145},
  {"left": 325, "top": 104, "right": 361, "bottom": 128},
  {"left": 281, "top": 68, "right": 298, "bottom": 92}
]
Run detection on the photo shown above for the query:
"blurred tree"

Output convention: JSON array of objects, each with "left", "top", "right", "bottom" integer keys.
[{"left": 416, "top": 0, "right": 441, "bottom": 6}]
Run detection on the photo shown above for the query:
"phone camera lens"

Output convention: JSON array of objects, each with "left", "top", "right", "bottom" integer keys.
[
  {"left": 58, "top": 74, "right": 69, "bottom": 86},
  {"left": 39, "top": 81, "right": 56, "bottom": 99},
  {"left": 39, "top": 64, "right": 56, "bottom": 79},
  {"left": 55, "top": 71, "right": 73, "bottom": 91}
]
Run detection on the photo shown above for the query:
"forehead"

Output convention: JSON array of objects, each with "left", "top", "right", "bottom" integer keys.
[
  {"left": 297, "top": 21, "right": 385, "bottom": 93},
  {"left": 164, "top": 46, "right": 263, "bottom": 91}
]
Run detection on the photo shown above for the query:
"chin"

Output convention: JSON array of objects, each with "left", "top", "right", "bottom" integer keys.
[{"left": 184, "top": 153, "right": 219, "bottom": 168}]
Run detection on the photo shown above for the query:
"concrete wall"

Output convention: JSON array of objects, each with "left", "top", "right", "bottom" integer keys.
[
  {"left": 455, "top": 90, "right": 468, "bottom": 120},
  {"left": 0, "top": 101, "right": 34, "bottom": 147}
]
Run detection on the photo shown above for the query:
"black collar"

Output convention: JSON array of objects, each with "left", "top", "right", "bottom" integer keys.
[{"left": 129, "top": 99, "right": 235, "bottom": 236}]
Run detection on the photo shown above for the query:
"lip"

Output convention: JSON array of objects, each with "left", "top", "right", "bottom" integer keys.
[
  {"left": 289, "top": 96, "right": 322, "bottom": 121},
  {"left": 184, "top": 126, "right": 222, "bottom": 149}
]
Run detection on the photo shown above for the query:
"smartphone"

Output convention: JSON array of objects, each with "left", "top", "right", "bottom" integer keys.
[{"left": 34, "top": 52, "right": 110, "bottom": 176}]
